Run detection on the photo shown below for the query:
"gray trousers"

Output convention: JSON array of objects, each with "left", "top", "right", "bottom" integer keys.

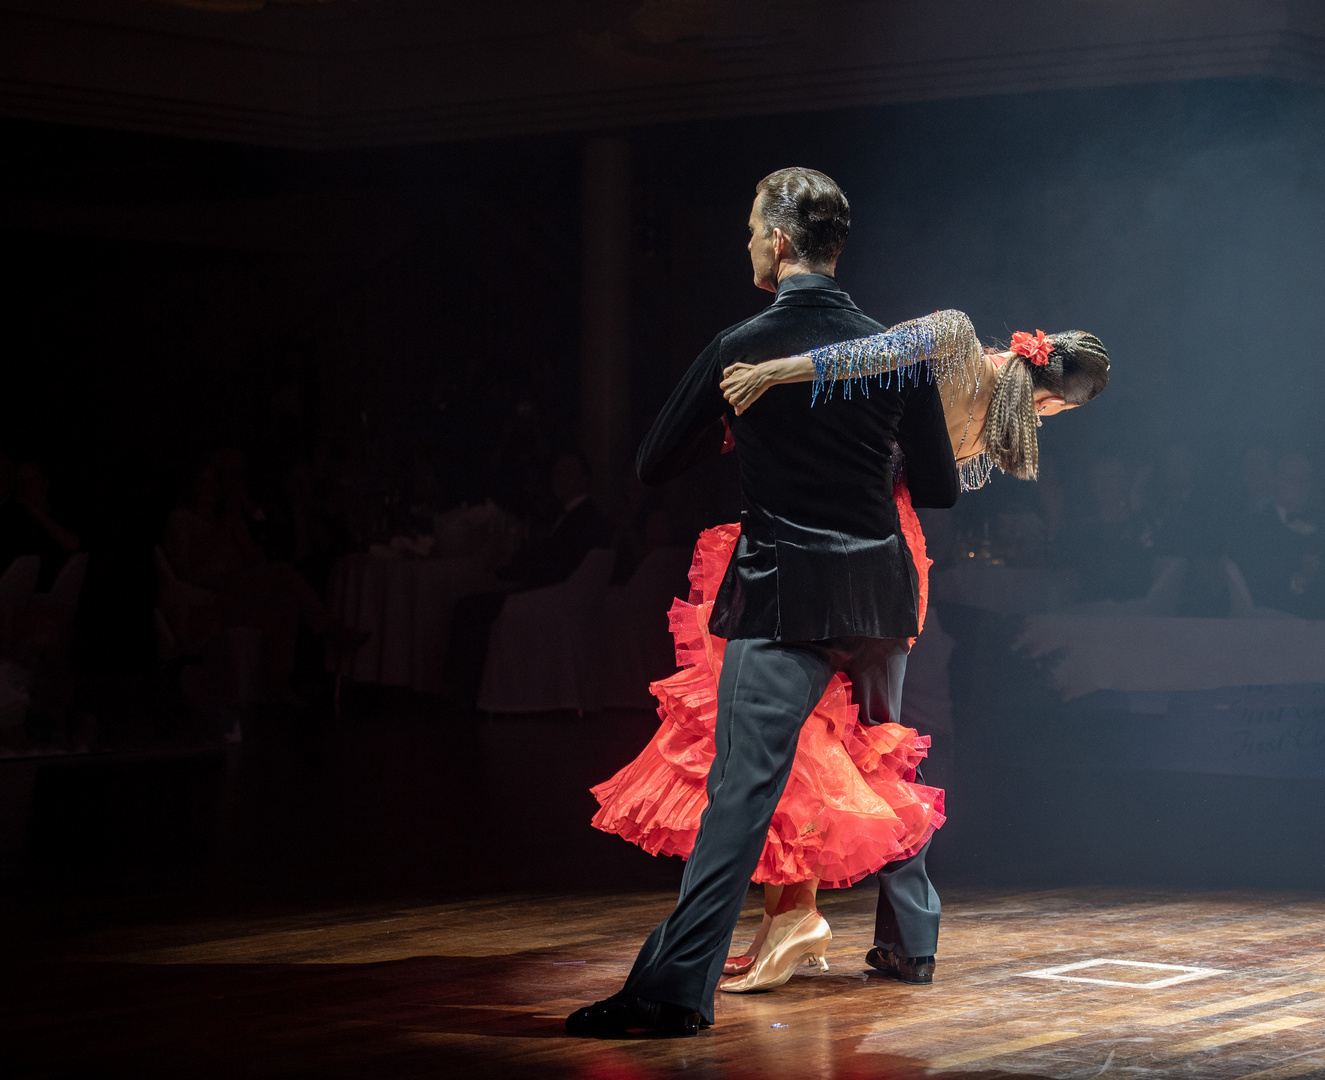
[
  {"left": 874, "top": 834, "right": 941, "bottom": 958},
  {"left": 623, "top": 634, "right": 908, "bottom": 1023}
]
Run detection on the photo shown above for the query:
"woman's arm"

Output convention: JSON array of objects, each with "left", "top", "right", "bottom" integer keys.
[
  {"left": 720, "top": 309, "right": 982, "bottom": 414},
  {"left": 807, "top": 310, "right": 981, "bottom": 402},
  {"left": 719, "top": 356, "right": 815, "bottom": 415}
]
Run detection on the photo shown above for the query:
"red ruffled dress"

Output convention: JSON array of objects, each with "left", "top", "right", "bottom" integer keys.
[{"left": 591, "top": 482, "right": 945, "bottom": 888}]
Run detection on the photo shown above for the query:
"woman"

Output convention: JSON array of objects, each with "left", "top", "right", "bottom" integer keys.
[
  {"left": 721, "top": 312, "right": 1109, "bottom": 488},
  {"left": 591, "top": 312, "right": 1109, "bottom": 992},
  {"left": 164, "top": 462, "right": 367, "bottom": 702}
]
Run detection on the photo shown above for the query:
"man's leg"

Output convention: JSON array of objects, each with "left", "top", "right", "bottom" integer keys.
[
  {"left": 622, "top": 637, "right": 834, "bottom": 1024},
  {"left": 874, "top": 835, "right": 941, "bottom": 959},
  {"left": 835, "top": 633, "right": 908, "bottom": 728},
  {"left": 837, "top": 638, "right": 943, "bottom": 975}
]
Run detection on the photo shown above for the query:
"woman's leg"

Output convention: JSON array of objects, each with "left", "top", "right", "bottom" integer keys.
[
  {"left": 724, "top": 879, "right": 821, "bottom": 974},
  {"left": 772, "top": 878, "right": 819, "bottom": 915},
  {"left": 731, "top": 885, "right": 779, "bottom": 964},
  {"left": 725, "top": 886, "right": 780, "bottom": 973},
  {"left": 720, "top": 876, "right": 830, "bottom": 988},
  {"left": 724, "top": 883, "right": 788, "bottom": 974}
]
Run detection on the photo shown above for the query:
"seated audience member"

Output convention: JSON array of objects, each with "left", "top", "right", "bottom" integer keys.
[
  {"left": 1058, "top": 458, "right": 1152, "bottom": 602},
  {"left": 1237, "top": 446, "right": 1276, "bottom": 516},
  {"left": 214, "top": 446, "right": 277, "bottom": 556},
  {"left": 0, "top": 458, "right": 81, "bottom": 592},
  {"left": 502, "top": 451, "right": 610, "bottom": 587},
  {"left": 16, "top": 463, "right": 81, "bottom": 593},
  {"left": 263, "top": 460, "right": 353, "bottom": 596},
  {"left": 0, "top": 455, "right": 22, "bottom": 571},
  {"left": 1145, "top": 445, "right": 1221, "bottom": 557},
  {"left": 1144, "top": 444, "right": 1232, "bottom": 615},
  {"left": 489, "top": 396, "right": 551, "bottom": 522},
  {"left": 164, "top": 460, "right": 365, "bottom": 703},
  {"left": 1228, "top": 451, "right": 1322, "bottom": 616},
  {"left": 445, "top": 450, "right": 611, "bottom": 702},
  {"left": 0, "top": 460, "right": 82, "bottom": 686}
]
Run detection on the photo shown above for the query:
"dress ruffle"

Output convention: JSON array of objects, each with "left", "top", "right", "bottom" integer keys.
[{"left": 591, "top": 485, "right": 945, "bottom": 888}]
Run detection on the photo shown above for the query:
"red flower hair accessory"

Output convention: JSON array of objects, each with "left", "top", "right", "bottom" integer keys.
[{"left": 1010, "top": 329, "right": 1053, "bottom": 366}]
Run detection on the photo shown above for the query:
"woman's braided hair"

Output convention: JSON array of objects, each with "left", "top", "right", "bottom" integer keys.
[{"left": 985, "top": 330, "right": 1110, "bottom": 480}]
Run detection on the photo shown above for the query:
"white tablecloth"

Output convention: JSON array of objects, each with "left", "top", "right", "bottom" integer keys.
[
  {"left": 931, "top": 563, "right": 1079, "bottom": 613},
  {"left": 1018, "top": 614, "right": 1325, "bottom": 699},
  {"left": 329, "top": 553, "right": 500, "bottom": 695}
]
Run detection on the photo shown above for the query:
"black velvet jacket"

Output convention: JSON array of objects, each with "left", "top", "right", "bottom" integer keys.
[{"left": 637, "top": 273, "right": 959, "bottom": 642}]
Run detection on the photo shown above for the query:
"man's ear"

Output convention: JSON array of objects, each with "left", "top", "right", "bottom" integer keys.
[{"left": 771, "top": 227, "right": 789, "bottom": 262}]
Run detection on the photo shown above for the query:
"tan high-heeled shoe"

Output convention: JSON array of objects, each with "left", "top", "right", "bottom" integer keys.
[{"left": 718, "top": 909, "right": 831, "bottom": 993}]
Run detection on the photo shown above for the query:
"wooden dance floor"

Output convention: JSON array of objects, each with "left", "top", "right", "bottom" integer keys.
[{"left": 7, "top": 886, "right": 1325, "bottom": 1079}]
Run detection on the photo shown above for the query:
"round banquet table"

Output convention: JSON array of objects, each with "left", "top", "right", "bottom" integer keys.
[
  {"left": 328, "top": 552, "right": 502, "bottom": 695},
  {"left": 931, "top": 562, "right": 1080, "bottom": 614}
]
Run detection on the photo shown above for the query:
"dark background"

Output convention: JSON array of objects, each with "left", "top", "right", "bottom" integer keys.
[
  {"left": 9, "top": 77, "right": 1324, "bottom": 562},
  {"left": 3, "top": 73, "right": 1324, "bottom": 905}
]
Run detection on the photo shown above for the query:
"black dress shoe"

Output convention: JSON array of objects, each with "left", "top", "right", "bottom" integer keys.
[
  {"left": 865, "top": 947, "right": 935, "bottom": 984},
  {"left": 565, "top": 992, "right": 704, "bottom": 1038}
]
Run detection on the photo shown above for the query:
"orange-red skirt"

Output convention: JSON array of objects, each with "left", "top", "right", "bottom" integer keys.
[{"left": 590, "top": 483, "right": 945, "bottom": 888}]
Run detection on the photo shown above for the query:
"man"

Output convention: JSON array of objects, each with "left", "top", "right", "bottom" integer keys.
[
  {"left": 1229, "top": 450, "right": 1321, "bottom": 617},
  {"left": 502, "top": 450, "right": 610, "bottom": 588},
  {"left": 445, "top": 450, "right": 610, "bottom": 702},
  {"left": 566, "top": 168, "right": 958, "bottom": 1037},
  {"left": 0, "top": 457, "right": 80, "bottom": 591}
]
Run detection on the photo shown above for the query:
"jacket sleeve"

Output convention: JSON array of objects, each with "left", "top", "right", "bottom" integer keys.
[
  {"left": 636, "top": 335, "right": 729, "bottom": 486},
  {"left": 897, "top": 378, "right": 960, "bottom": 509}
]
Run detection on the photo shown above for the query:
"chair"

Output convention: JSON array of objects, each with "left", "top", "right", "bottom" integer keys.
[
  {"left": 152, "top": 547, "right": 263, "bottom": 715},
  {"left": 153, "top": 546, "right": 215, "bottom": 650},
  {"left": 20, "top": 556, "right": 91, "bottom": 683},
  {"left": 0, "top": 555, "right": 41, "bottom": 657},
  {"left": 46, "top": 552, "right": 89, "bottom": 607},
  {"left": 154, "top": 607, "right": 180, "bottom": 663},
  {"left": 477, "top": 548, "right": 617, "bottom": 714},
  {"left": 27, "top": 553, "right": 90, "bottom": 640},
  {"left": 0, "top": 658, "right": 30, "bottom": 730},
  {"left": 0, "top": 555, "right": 40, "bottom": 606}
]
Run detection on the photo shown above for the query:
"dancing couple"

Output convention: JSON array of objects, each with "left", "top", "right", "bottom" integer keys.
[{"left": 567, "top": 167, "right": 1109, "bottom": 1037}]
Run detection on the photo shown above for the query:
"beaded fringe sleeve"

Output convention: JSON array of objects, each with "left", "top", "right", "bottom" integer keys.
[{"left": 808, "top": 309, "right": 993, "bottom": 491}]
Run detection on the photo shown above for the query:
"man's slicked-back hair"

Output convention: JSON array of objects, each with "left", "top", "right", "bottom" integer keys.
[{"left": 755, "top": 168, "right": 851, "bottom": 267}]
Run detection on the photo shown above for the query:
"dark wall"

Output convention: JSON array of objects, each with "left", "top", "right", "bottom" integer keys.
[
  {"left": 3, "top": 126, "right": 585, "bottom": 675},
  {"left": 6, "top": 76, "right": 1325, "bottom": 890},
  {"left": 629, "top": 78, "right": 1325, "bottom": 495},
  {"left": 4, "top": 126, "right": 584, "bottom": 506},
  {"left": 4, "top": 75, "right": 1324, "bottom": 675},
  {"left": 8, "top": 77, "right": 1325, "bottom": 538}
]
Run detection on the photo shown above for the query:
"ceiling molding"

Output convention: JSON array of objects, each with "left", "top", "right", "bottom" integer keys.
[{"left": 1, "top": 2, "right": 1323, "bottom": 149}]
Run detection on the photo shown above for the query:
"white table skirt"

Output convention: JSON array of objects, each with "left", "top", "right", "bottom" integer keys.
[
  {"left": 329, "top": 553, "right": 500, "bottom": 695},
  {"left": 1019, "top": 614, "right": 1325, "bottom": 699}
]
